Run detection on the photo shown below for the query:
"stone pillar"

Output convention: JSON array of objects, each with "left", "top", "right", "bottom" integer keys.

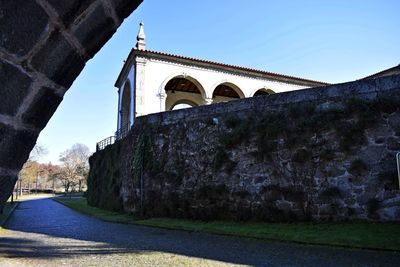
[
  {"left": 203, "top": 97, "right": 213, "bottom": 105},
  {"left": 134, "top": 57, "right": 147, "bottom": 117},
  {"left": 117, "top": 87, "right": 122, "bottom": 130},
  {"left": 158, "top": 91, "right": 167, "bottom": 112}
]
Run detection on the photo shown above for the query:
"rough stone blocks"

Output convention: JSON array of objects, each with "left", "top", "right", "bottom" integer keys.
[
  {"left": 73, "top": 4, "right": 116, "bottom": 58},
  {"left": 45, "top": 0, "right": 96, "bottom": 27},
  {"left": 0, "top": 59, "right": 33, "bottom": 116},
  {"left": 0, "top": 173, "right": 18, "bottom": 211},
  {"left": 21, "top": 87, "right": 63, "bottom": 128},
  {"left": 0, "top": 123, "right": 38, "bottom": 170},
  {"left": 0, "top": 0, "right": 49, "bottom": 57},
  {"left": 30, "top": 30, "right": 85, "bottom": 87},
  {"left": 0, "top": 0, "right": 143, "bottom": 209},
  {"left": 111, "top": 0, "right": 143, "bottom": 21}
]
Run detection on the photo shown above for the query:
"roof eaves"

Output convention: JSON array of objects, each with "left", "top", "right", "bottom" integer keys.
[
  {"left": 136, "top": 49, "right": 329, "bottom": 86},
  {"left": 114, "top": 49, "right": 138, "bottom": 88}
]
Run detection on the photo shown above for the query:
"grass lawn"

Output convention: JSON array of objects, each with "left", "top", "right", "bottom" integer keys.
[{"left": 54, "top": 197, "right": 400, "bottom": 251}]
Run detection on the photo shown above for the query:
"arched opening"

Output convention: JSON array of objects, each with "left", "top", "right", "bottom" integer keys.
[
  {"left": 171, "top": 99, "right": 198, "bottom": 110},
  {"left": 165, "top": 76, "right": 205, "bottom": 111},
  {"left": 120, "top": 82, "right": 131, "bottom": 130},
  {"left": 253, "top": 88, "right": 275, "bottom": 97},
  {"left": 212, "top": 82, "right": 244, "bottom": 103},
  {"left": 0, "top": 0, "right": 143, "bottom": 211}
]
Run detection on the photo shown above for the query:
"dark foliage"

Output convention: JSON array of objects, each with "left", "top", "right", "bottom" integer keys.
[
  {"left": 367, "top": 198, "right": 381, "bottom": 218},
  {"left": 292, "top": 148, "right": 313, "bottom": 163},
  {"left": 349, "top": 159, "right": 368, "bottom": 176},
  {"left": 320, "top": 186, "right": 342, "bottom": 201},
  {"left": 87, "top": 141, "right": 124, "bottom": 211}
]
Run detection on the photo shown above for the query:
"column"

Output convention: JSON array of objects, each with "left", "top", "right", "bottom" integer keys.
[{"left": 203, "top": 97, "right": 213, "bottom": 105}]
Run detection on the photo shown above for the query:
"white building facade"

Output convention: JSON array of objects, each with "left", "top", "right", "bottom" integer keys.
[{"left": 114, "top": 23, "right": 328, "bottom": 132}]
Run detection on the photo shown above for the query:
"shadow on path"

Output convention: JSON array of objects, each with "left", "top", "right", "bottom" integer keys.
[{"left": 1, "top": 198, "right": 398, "bottom": 266}]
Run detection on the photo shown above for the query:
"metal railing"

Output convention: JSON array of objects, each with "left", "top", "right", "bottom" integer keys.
[
  {"left": 96, "top": 136, "right": 116, "bottom": 151},
  {"left": 96, "top": 124, "right": 131, "bottom": 151},
  {"left": 115, "top": 124, "right": 131, "bottom": 140}
]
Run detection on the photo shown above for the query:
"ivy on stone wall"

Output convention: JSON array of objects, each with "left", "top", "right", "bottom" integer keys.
[
  {"left": 216, "top": 97, "right": 399, "bottom": 167},
  {"left": 131, "top": 124, "right": 159, "bottom": 180},
  {"left": 88, "top": 92, "right": 400, "bottom": 222},
  {"left": 87, "top": 141, "right": 123, "bottom": 211}
]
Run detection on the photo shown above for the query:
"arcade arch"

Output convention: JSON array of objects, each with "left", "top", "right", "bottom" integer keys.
[
  {"left": 212, "top": 82, "right": 245, "bottom": 103},
  {"left": 253, "top": 88, "right": 275, "bottom": 97},
  {"left": 164, "top": 76, "right": 206, "bottom": 111},
  {"left": 171, "top": 99, "right": 198, "bottom": 110}
]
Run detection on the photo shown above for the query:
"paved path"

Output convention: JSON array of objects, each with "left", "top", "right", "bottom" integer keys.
[{"left": 0, "top": 198, "right": 398, "bottom": 267}]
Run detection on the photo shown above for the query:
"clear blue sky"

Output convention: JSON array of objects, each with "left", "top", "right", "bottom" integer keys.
[{"left": 37, "top": 0, "right": 400, "bottom": 164}]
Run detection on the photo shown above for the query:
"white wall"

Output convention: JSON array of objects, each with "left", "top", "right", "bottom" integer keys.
[{"left": 117, "top": 55, "right": 309, "bottom": 129}]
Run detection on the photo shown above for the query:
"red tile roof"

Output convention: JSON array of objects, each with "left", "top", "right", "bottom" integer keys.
[{"left": 115, "top": 48, "right": 330, "bottom": 88}]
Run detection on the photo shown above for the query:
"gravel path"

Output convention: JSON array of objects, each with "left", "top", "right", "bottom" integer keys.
[{"left": 0, "top": 197, "right": 398, "bottom": 266}]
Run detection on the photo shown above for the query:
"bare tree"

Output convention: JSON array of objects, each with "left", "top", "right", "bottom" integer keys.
[
  {"left": 59, "top": 144, "right": 91, "bottom": 193},
  {"left": 18, "top": 144, "right": 49, "bottom": 194},
  {"left": 29, "top": 143, "right": 48, "bottom": 161}
]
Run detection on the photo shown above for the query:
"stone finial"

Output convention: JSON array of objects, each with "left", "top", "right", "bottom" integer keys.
[{"left": 136, "top": 22, "right": 146, "bottom": 50}]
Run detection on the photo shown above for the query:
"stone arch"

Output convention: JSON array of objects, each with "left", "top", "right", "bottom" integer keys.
[
  {"left": 0, "top": 0, "right": 143, "bottom": 208},
  {"left": 120, "top": 81, "right": 132, "bottom": 130},
  {"left": 163, "top": 75, "right": 207, "bottom": 111},
  {"left": 252, "top": 88, "right": 275, "bottom": 97},
  {"left": 212, "top": 81, "right": 245, "bottom": 103},
  {"left": 170, "top": 99, "right": 199, "bottom": 110}
]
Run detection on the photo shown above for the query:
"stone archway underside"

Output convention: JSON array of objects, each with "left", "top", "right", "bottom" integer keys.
[{"left": 0, "top": 0, "right": 143, "bottom": 208}]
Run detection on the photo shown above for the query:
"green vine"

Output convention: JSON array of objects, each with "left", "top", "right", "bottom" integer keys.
[{"left": 131, "top": 127, "right": 154, "bottom": 181}]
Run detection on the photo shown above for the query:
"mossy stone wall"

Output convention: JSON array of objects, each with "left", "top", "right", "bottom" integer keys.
[{"left": 88, "top": 74, "right": 400, "bottom": 222}]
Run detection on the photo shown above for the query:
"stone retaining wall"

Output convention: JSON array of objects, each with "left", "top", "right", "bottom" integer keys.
[{"left": 88, "top": 74, "right": 400, "bottom": 221}]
